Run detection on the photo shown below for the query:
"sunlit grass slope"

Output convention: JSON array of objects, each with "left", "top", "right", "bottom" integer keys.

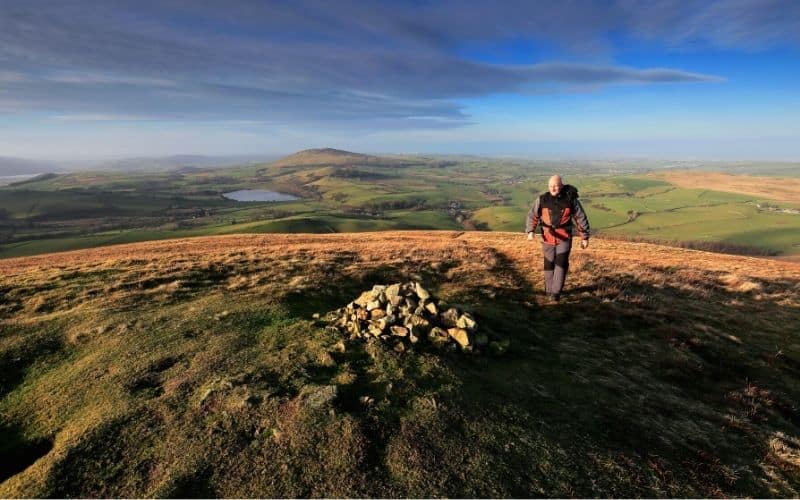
[{"left": 1, "top": 232, "right": 799, "bottom": 497}]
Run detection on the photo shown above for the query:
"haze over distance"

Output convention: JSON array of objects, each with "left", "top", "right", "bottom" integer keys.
[{"left": 1, "top": 0, "right": 800, "bottom": 163}]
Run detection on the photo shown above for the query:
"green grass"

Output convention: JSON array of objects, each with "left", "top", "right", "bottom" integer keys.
[
  {"left": 613, "top": 177, "right": 672, "bottom": 192},
  {"left": 1, "top": 234, "right": 799, "bottom": 496},
  {"left": 472, "top": 206, "right": 526, "bottom": 232},
  {"left": 3, "top": 164, "right": 799, "bottom": 258},
  {"left": 613, "top": 204, "right": 800, "bottom": 253}
]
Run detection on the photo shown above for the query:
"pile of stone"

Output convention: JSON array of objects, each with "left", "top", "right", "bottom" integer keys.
[{"left": 325, "top": 282, "right": 488, "bottom": 353}]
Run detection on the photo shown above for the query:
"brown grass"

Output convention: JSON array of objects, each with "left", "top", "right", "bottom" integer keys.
[
  {"left": 651, "top": 170, "right": 800, "bottom": 204},
  {"left": 1, "top": 231, "right": 799, "bottom": 497},
  {"left": 3, "top": 231, "right": 798, "bottom": 281}
]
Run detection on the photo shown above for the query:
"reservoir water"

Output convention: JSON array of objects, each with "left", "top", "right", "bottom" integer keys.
[{"left": 222, "top": 189, "right": 299, "bottom": 202}]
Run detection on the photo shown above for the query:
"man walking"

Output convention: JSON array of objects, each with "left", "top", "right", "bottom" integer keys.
[{"left": 525, "top": 175, "right": 590, "bottom": 302}]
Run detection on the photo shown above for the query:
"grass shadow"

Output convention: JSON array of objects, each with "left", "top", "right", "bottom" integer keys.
[{"left": 0, "top": 424, "right": 54, "bottom": 483}]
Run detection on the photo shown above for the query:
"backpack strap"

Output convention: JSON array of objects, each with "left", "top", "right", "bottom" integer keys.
[
  {"left": 562, "top": 184, "right": 579, "bottom": 204},
  {"left": 541, "top": 186, "right": 579, "bottom": 232}
]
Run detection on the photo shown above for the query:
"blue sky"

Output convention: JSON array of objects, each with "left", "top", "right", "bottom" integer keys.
[{"left": 1, "top": 0, "right": 799, "bottom": 160}]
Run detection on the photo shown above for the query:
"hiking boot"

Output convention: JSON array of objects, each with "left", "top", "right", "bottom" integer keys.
[{"left": 547, "top": 293, "right": 561, "bottom": 303}]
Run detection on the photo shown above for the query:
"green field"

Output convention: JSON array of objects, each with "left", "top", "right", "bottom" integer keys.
[
  {"left": 2, "top": 152, "right": 799, "bottom": 258},
  {"left": 475, "top": 174, "right": 800, "bottom": 255}
]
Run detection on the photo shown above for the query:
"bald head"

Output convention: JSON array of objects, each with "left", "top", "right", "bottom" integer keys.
[{"left": 548, "top": 175, "right": 563, "bottom": 197}]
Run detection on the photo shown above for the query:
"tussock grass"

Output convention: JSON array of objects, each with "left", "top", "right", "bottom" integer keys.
[{"left": 1, "top": 232, "right": 799, "bottom": 497}]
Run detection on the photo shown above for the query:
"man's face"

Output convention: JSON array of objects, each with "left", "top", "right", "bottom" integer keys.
[{"left": 548, "top": 178, "right": 562, "bottom": 196}]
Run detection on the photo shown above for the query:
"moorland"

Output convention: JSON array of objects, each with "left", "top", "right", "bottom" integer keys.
[{"left": 1, "top": 231, "right": 799, "bottom": 497}]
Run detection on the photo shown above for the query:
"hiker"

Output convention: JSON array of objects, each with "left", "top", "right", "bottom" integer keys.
[{"left": 525, "top": 175, "right": 590, "bottom": 302}]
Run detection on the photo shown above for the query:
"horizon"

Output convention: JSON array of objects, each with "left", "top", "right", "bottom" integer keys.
[
  {"left": 5, "top": 148, "right": 800, "bottom": 167},
  {"left": 1, "top": 1, "right": 799, "bottom": 161},
  {"left": 6, "top": 148, "right": 800, "bottom": 167}
]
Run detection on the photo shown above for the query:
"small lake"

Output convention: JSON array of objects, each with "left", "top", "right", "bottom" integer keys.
[{"left": 222, "top": 189, "right": 299, "bottom": 202}]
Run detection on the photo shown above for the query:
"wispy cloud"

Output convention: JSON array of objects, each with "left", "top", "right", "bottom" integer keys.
[
  {"left": 45, "top": 72, "right": 177, "bottom": 87},
  {"left": 0, "top": 71, "right": 26, "bottom": 83},
  {"left": 519, "top": 63, "right": 725, "bottom": 85},
  {"left": 0, "top": 0, "right": 794, "bottom": 128},
  {"left": 49, "top": 114, "right": 159, "bottom": 122}
]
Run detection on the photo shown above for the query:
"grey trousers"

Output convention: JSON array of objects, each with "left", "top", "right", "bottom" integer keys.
[{"left": 542, "top": 239, "right": 572, "bottom": 295}]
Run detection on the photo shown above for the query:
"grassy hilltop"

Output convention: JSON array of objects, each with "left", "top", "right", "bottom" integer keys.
[{"left": 1, "top": 232, "right": 800, "bottom": 497}]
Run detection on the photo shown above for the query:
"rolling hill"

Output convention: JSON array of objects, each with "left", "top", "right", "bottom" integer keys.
[
  {"left": 3, "top": 151, "right": 799, "bottom": 259},
  {"left": 1, "top": 232, "right": 799, "bottom": 497},
  {"left": 270, "top": 148, "right": 413, "bottom": 169}
]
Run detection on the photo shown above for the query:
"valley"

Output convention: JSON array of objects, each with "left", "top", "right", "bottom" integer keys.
[{"left": 1, "top": 149, "right": 798, "bottom": 259}]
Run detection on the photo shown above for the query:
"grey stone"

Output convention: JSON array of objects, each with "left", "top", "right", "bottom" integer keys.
[
  {"left": 375, "top": 317, "right": 391, "bottom": 331},
  {"left": 354, "top": 291, "right": 374, "bottom": 307},
  {"left": 440, "top": 308, "right": 460, "bottom": 328},
  {"left": 429, "top": 326, "right": 449, "bottom": 342},
  {"left": 447, "top": 328, "right": 470, "bottom": 347},
  {"left": 302, "top": 385, "right": 338, "bottom": 409},
  {"left": 385, "top": 283, "right": 401, "bottom": 300},
  {"left": 390, "top": 326, "right": 409, "bottom": 337},
  {"left": 406, "top": 314, "right": 430, "bottom": 329},
  {"left": 456, "top": 313, "right": 477, "bottom": 332},
  {"left": 415, "top": 282, "right": 431, "bottom": 301}
]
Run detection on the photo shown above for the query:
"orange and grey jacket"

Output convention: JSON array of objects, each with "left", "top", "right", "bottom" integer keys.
[{"left": 525, "top": 185, "right": 590, "bottom": 245}]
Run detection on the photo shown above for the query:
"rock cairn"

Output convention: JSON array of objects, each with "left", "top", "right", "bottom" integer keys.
[{"left": 326, "top": 282, "right": 488, "bottom": 353}]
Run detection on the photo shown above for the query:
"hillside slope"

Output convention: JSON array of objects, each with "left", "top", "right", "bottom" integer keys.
[
  {"left": 270, "top": 148, "right": 410, "bottom": 168},
  {"left": 1, "top": 232, "right": 799, "bottom": 497}
]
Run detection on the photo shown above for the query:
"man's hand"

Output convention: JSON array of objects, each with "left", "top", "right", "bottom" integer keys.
[
  {"left": 527, "top": 232, "right": 544, "bottom": 243},
  {"left": 580, "top": 239, "right": 589, "bottom": 249}
]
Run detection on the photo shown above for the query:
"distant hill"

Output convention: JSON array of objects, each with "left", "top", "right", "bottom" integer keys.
[
  {"left": 0, "top": 157, "right": 60, "bottom": 176},
  {"left": 91, "top": 154, "right": 280, "bottom": 173},
  {"left": 1, "top": 231, "right": 799, "bottom": 497},
  {"left": 271, "top": 148, "right": 413, "bottom": 168},
  {"left": 6, "top": 173, "right": 60, "bottom": 186}
]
